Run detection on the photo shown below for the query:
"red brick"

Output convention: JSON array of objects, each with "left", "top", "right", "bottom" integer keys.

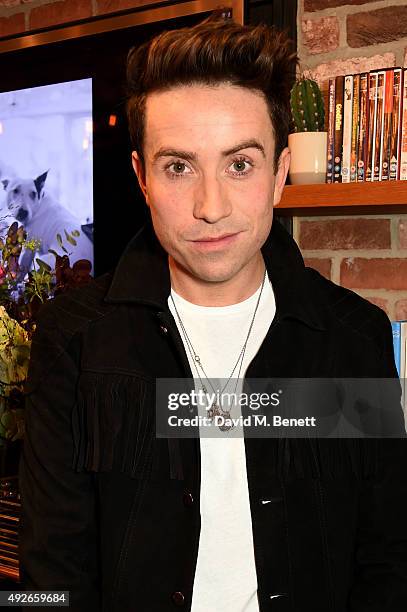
[
  {"left": 0, "top": 1, "right": 21, "bottom": 8},
  {"left": 305, "top": 0, "right": 377, "bottom": 10},
  {"left": 395, "top": 299, "right": 407, "bottom": 320},
  {"left": 340, "top": 258, "right": 407, "bottom": 290},
  {"left": 97, "top": 0, "right": 160, "bottom": 15},
  {"left": 302, "top": 16, "right": 339, "bottom": 55},
  {"left": 303, "top": 53, "right": 395, "bottom": 85},
  {"left": 304, "top": 257, "right": 332, "bottom": 279},
  {"left": 398, "top": 219, "right": 407, "bottom": 249},
  {"left": 347, "top": 6, "right": 407, "bottom": 48},
  {"left": 0, "top": 12, "right": 24, "bottom": 38},
  {"left": 29, "top": 0, "right": 92, "bottom": 30},
  {"left": 298, "top": 218, "right": 390, "bottom": 250}
]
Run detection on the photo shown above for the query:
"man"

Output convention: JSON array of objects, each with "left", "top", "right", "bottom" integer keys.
[{"left": 19, "top": 8, "right": 407, "bottom": 612}]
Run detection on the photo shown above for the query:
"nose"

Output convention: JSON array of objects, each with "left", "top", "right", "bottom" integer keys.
[
  {"left": 193, "top": 177, "right": 232, "bottom": 223},
  {"left": 16, "top": 209, "right": 28, "bottom": 222}
]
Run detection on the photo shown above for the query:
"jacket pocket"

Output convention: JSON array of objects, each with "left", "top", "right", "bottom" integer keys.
[{"left": 71, "top": 371, "right": 155, "bottom": 480}]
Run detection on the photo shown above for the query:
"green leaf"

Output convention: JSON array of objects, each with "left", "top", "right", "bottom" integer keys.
[
  {"left": 35, "top": 258, "right": 51, "bottom": 272},
  {"left": 64, "top": 230, "right": 77, "bottom": 247}
]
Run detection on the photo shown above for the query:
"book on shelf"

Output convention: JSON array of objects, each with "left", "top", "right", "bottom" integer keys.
[
  {"left": 325, "top": 67, "right": 406, "bottom": 183},
  {"left": 392, "top": 320, "right": 402, "bottom": 376},
  {"left": 401, "top": 68, "right": 407, "bottom": 180},
  {"left": 350, "top": 74, "right": 360, "bottom": 182},
  {"left": 357, "top": 73, "right": 368, "bottom": 182},
  {"left": 392, "top": 320, "right": 407, "bottom": 417},
  {"left": 390, "top": 68, "right": 403, "bottom": 180},
  {"left": 326, "top": 78, "right": 336, "bottom": 184},
  {"left": 342, "top": 75, "right": 353, "bottom": 183},
  {"left": 380, "top": 69, "right": 393, "bottom": 181},
  {"left": 365, "top": 71, "right": 378, "bottom": 182},
  {"left": 373, "top": 70, "right": 385, "bottom": 181},
  {"left": 333, "top": 76, "right": 344, "bottom": 183}
]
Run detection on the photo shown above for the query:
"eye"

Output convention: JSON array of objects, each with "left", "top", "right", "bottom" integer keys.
[
  {"left": 12, "top": 187, "right": 20, "bottom": 194},
  {"left": 164, "top": 156, "right": 254, "bottom": 180},
  {"left": 30, "top": 191, "right": 36, "bottom": 200},
  {"left": 165, "top": 161, "right": 192, "bottom": 180},
  {"left": 229, "top": 156, "right": 253, "bottom": 176}
]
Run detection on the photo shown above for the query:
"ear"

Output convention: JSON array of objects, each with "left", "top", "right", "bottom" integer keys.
[
  {"left": 34, "top": 170, "right": 49, "bottom": 199},
  {"left": 273, "top": 147, "right": 290, "bottom": 207},
  {"left": 1, "top": 179, "right": 9, "bottom": 191},
  {"left": 131, "top": 151, "right": 149, "bottom": 206}
]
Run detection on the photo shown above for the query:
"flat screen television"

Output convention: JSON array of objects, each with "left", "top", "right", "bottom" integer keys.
[
  {"left": 0, "top": 78, "right": 94, "bottom": 275},
  {"left": 0, "top": 9, "right": 215, "bottom": 278}
]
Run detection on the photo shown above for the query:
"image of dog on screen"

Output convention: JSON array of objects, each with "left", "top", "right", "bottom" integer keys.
[
  {"left": 0, "top": 159, "right": 16, "bottom": 232},
  {"left": 2, "top": 169, "right": 93, "bottom": 278}
]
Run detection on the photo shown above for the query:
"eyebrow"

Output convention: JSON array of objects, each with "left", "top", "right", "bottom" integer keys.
[{"left": 152, "top": 138, "right": 266, "bottom": 164}]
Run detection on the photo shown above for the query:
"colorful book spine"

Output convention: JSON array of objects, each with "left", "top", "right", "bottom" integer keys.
[
  {"left": 380, "top": 69, "right": 393, "bottom": 181},
  {"left": 357, "top": 73, "right": 368, "bottom": 182},
  {"left": 401, "top": 68, "right": 407, "bottom": 180},
  {"left": 350, "top": 74, "right": 360, "bottom": 182},
  {"left": 326, "top": 78, "right": 336, "bottom": 183},
  {"left": 322, "top": 67, "right": 407, "bottom": 182},
  {"left": 390, "top": 68, "right": 403, "bottom": 181},
  {"left": 373, "top": 70, "right": 385, "bottom": 181},
  {"left": 392, "top": 321, "right": 401, "bottom": 377},
  {"left": 401, "top": 322, "right": 407, "bottom": 385},
  {"left": 366, "top": 71, "right": 378, "bottom": 182},
  {"left": 402, "top": 322, "right": 407, "bottom": 416},
  {"left": 342, "top": 75, "right": 353, "bottom": 183},
  {"left": 333, "top": 75, "right": 344, "bottom": 183}
]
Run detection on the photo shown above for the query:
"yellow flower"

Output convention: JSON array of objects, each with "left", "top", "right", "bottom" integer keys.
[{"left": 0, "top": 306, "right": 31, "bottom": 388}]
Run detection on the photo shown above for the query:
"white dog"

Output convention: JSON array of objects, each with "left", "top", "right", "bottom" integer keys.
[
  {"left": 2, "top": 170, "right": 93, "bottom": 277},
  {"left": 0, "top": 160, "right": 16, "bottom": 233}
]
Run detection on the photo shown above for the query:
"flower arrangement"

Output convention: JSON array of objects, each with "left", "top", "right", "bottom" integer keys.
[{"left": 0, "top": 219, "right": 92, "bottom": 451}]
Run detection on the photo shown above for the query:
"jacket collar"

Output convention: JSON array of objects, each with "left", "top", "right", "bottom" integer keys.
[{"left": 103, "top": 217, "right": 328, "bottom": 331}]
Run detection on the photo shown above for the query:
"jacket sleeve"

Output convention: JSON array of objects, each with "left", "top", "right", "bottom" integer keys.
[
  {"left": 18, "top": 299, "right": 101, "bottom": 611},
  {"left": 348, "top": 311, "right": 407, "bottom": 610}
]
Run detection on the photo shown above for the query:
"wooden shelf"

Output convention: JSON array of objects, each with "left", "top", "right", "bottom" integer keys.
[{"left": 275, "top": 180, "right": 407, "bottom": 216}]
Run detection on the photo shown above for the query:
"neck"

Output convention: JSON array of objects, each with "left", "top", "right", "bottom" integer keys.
[{"left": 169, "top": 253, "right": 266, "bottom": 307}]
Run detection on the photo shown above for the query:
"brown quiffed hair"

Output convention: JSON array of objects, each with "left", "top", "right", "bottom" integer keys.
[{"left": 126, "top": 7, "right": 298, "bottom": 175}]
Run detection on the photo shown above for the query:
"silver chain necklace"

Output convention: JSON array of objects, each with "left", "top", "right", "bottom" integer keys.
[{"left": 170, "top": 268, "right": 267, "bottom": 432}]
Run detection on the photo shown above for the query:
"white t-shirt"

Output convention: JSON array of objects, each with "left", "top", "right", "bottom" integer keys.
[{"left": 168, "top": 272, "right": 276, "bottom": 612}]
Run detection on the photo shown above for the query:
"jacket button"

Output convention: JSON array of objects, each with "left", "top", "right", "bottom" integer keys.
[
  {"left": 171, "top": 591, "right": 185, "bottom": 606},
  {"left": 183, "top": 492, "right": 194, "bottom": 507},
  {"left": 160, "top": 324, "right": 168, "bottom": 334}
]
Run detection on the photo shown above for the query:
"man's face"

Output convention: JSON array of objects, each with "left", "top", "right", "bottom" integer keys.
[{"left": 132, "top": 83, "right": 290, "bottom": 285}]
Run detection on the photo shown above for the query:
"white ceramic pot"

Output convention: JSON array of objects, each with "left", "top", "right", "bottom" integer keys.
[{"left": 288, "top": 131, "right": 327, "bottom": 185}]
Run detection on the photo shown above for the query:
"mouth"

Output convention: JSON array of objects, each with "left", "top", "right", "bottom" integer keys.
[{"left": 190, "top": 232, "right": 242, "bottom": 250}]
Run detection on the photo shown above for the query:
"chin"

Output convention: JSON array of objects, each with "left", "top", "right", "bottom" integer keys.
[{"left": 188, "top": 263, "right": 241, "bottom": 284}]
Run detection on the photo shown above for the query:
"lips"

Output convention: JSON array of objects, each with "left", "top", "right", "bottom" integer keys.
[
  {"left": 189, "top": 231, "right": 241, "bottom": 250},
  {"left": 192, "top": 232, "right": 238, "bottom": 242}
]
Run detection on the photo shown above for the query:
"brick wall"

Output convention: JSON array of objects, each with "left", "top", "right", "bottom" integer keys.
[{"left": 297, "top": 0, "right": 407, "bottom": 320}]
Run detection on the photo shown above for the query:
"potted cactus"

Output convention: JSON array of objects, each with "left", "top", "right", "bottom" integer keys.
[{"left": 288, "top": 77, "right": 327, "bottom": 185}]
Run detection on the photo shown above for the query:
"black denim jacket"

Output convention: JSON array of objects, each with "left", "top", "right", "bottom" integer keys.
[{"left": 18, "top": 219, "right": 407, "bottom": 611}]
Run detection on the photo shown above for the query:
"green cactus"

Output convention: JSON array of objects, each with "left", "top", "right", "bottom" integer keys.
[{"left": 290, "top": 78, "right": 325, "bottom": 133}]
